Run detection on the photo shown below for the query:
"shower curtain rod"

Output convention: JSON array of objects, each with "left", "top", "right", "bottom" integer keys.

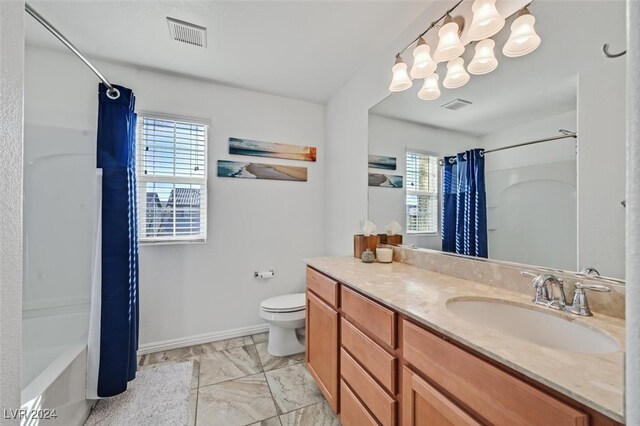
[
  {"left": 25, "top": 3, "right": 120, "bottom": 100},
  {"left": 482, "top": 131, "right": 577, "bottom": 155},
  {"left": 439, "top": 131, "right": 577, "bottom": 165}
]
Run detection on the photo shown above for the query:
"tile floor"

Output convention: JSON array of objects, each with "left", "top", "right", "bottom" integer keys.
[{"left": 138, "top": 332, "right": 341, "bottom": 426}]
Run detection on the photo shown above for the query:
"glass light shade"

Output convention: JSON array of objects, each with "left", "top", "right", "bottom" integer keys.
[
  {"left": 410, "top": 39, "right": 437, "bottom": 79},
  {"left": 388, "top": 57, "right": 413, "bottom": 92},
  {"left": 418, "top": 73, "right": 441, "bottom": 101},
  {"left": 443, "top": 58, "right": 470, "bottom": 89},
  {"left": 502, "top": 11, "right": 541, "bottom": 57},
  {"left": 467, "top": 0, "right": 505, "bottom": 41},
  {"left": 468, "top": 39, "right": 498, "bottom": 75},
  {"left": 433, "top": 21, "right": 465, "bottom": 63}
]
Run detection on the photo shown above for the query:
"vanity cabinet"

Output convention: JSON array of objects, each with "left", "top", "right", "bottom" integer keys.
[
  {"left": 305, "top": 268, "right": 339, "bottom": 412},
  {"left": 305, "top": 267, "right": 619, "bottom": 426}
]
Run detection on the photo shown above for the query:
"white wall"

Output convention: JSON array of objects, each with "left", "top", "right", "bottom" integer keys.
[
  {"left": 0, "top": 1, "right": 24, "bottom": 421},
  {"left": 481, "top": 111, "right": 578, "bottom": 270},
  {"left": 367, "top": 114, "right": 477, "bottom": 249},
  {"left": 25, "top": 47, "right": 325, "bottom": 347},
  {"left": 578, "top": 59, "right": 626, "bottom": 279},
  {"left": 324, "top": 5, "right": 432, "bottom": 256}
]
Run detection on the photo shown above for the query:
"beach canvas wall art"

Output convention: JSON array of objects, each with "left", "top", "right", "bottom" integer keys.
[
  {"left": 369, "top": 173, "right": 403, "bottom": 188},
  {"left": 368, "top": 155, "right": 397, "bottom": 170},
  {"left": 229, "top": 137, "right": 317, "bottom": 162},
  {"left": 218, "top": 160, "right": 308, "bottom": 182}
]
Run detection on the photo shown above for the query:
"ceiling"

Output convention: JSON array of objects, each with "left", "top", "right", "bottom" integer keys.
[
  {"left": 25, "top": 0, "right": 428, "bottom": 103},
  {"left": 370, "top": 1, "right": 626, "bottom": 136}
]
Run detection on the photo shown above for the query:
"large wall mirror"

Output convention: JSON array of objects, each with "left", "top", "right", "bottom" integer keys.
[{"left": 368, "top": 0, "right": 626, "bottom": 280}]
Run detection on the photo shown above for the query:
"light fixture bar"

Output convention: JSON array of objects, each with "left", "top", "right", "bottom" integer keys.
[{"left": 396, "top": 0, "right": 465, "bottom": 57}]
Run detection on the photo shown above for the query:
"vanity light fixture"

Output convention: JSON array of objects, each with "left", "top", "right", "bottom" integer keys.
[
  {"left": 502, "top": 8, "right": 541, "bottom": 57},
  {"left": 433, "top": 15, "right": 466, "bottom": 63},
  {"left": 418, "top": 73, "right": 442, "bottom": 100},
  {"left": 388, "top": 55, "right": 413, "bottom": 92},
  {"left": 388, "top": 1, "right": 540, "bottom": 100},
  {"left": 443, "top": 58, "right": 470, "bottom": 89},
  {"left": 468, "top": 39, "right": 499, "bottom": 75},
  {"left": 466, "top": 0, "right": 505, "bottom": 41},
  {"left": 410, "top": 38, "right": 437, "bottom": 79}
]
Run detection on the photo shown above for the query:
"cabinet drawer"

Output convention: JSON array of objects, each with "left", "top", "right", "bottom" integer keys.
[
  {"left": 340, "top": 380, "right": 379, "bottom": 426},
  {"left": 306, "top": 267, "right": 339, "bottom": 308},
  {"left": 341, "top": 286, "right": 396, "bottom": 349},
  {"left": 402, "top": 320, "right": 588, "bottom": 426},
  {"left": 341, "top": 317, "right": 396, "bottom": 393},
  {"left": 341, "top": 348, "right": 396, "bottom": 426}
]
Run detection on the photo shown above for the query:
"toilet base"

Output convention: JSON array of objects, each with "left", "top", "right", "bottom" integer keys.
[{"left": 267, "top": 324, "right": 305, "bottom": 357}]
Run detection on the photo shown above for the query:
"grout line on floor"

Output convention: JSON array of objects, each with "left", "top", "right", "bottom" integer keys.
[
  {"left": 278, "top": 399, "right": 327, "bottom": 417},
  {"left": 253, "top": 341, "right": 284, "bottom": 419}
]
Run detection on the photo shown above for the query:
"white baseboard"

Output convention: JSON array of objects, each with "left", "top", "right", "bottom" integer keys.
[{"left": 137, "top": 323, "right": 270, "bottom": 355}]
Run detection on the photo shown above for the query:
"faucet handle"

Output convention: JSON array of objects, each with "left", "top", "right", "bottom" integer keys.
[
  {"left": 570, "top": 282, "right": 610, "bottom": 316},
  {"left": 575, "top": 282, "right": 610, "bottom": 292}
]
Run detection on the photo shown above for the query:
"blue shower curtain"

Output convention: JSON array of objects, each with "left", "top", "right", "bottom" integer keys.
[
  {"left": 442, "top": 148, "right": 488, "bottom": 258},
  {"left": 88, "top": 83, "right": 139, "bottom": 398}
]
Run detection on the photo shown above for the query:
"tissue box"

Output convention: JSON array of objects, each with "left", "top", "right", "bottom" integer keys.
[
  {"left": 353, "top": 234, "right": 380, "bottom": 259},
  {"left": 378, "top": 234, "right": 403, "bottom": 245}
]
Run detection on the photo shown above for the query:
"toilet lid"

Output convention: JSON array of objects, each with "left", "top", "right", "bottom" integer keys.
[{"left": 261, "top": 293, "right": 306, "bottom": 313}]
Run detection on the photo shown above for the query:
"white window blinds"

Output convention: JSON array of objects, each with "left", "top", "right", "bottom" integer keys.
[
  {"left": 136, "top": 115, "right": 208, "bottom": 243},
  {"left": 406, "top": 151, "right": 438, "bottom": 233}
]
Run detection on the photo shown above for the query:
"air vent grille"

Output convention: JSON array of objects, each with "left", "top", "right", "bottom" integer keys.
[
  {"left": 167, "top": 17, "right": 207, "bottom": 47},
  {"left": 441, "top": 99, "right": 473, "bottom": 111}
]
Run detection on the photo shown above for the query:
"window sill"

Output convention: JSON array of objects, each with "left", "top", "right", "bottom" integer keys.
[
  {"left": 140, "top": 239, "right": 206, "bottom": 246},
  {"left": 406, "top": 232, "right": 438, "bottom": 236}
]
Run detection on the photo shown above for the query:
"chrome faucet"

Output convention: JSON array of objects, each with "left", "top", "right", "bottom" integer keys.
[
  {"left": 521, "top": 272, "right": 566, "bottom": 309},
  {"left": 520, "top": 271, "right": 610, "bottom": 316}
]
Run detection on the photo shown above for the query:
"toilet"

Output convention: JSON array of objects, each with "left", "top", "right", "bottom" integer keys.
[{"left": 259, "top": 293, "right": 306, "bottom": 356}]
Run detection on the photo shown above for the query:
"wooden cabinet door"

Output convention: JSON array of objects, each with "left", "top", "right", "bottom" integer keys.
[
  {"left": 402, "top": 366, "right": 480, "bottom": 426},
  {"left": 306, "top": 291, "right": 340, "bottom": 413}
]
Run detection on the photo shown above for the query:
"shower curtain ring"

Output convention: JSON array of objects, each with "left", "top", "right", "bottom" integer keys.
[{"left": 106, "top": 87, "right": 120, "bottom": 100}]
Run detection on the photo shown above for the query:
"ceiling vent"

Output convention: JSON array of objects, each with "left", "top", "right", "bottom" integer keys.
[
  {"left": 441, "top": 99, "right": 472, "bottom": 111},
  {"left": 167, "top": 17, "right": 207, "bottom": 48}
]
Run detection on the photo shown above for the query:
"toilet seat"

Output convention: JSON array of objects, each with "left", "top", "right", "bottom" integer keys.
[{"left": 260, "top": 293, "right": 306, "bottom": 313}]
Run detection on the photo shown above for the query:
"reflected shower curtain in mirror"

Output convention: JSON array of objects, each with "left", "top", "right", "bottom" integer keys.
[
  {"left": 442, "top": 149, "right": 488, "bottom": 258},
  {"left": 87, "top": 83, "right": 139, "bottom": 398}
]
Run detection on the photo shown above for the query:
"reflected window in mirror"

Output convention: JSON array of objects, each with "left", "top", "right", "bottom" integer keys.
[{"left": 406, "top": 151, "right": 439, "bottom": 234}]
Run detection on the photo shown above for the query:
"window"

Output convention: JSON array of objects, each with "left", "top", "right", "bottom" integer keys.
[
  {"left": 137, "top": 115, "right": 208, "bottom": 243},
  {"left": 406, "top": 151, "right": 438, "bottom": 233}
]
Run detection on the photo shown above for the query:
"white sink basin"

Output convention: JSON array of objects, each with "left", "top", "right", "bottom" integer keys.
[{"left": 446, "top": 298, "right": 619, "bottom": 354}]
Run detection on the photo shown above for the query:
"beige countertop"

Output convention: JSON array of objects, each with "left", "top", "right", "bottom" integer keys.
[{"left": 304, "top": 256, "right": 625, "bottom": 423}]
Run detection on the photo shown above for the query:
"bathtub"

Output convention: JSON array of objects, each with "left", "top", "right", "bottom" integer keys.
[{"left": 21, "top": 308, "right": 94, "bottom": 426}]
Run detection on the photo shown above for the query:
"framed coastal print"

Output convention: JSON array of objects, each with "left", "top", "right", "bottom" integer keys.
[
  {"left": 368, "top": 173, "right": 403, "bottom": 188},
  {"left": 218, "top": 160, "right": 307, "bottom": 182},
  {"left": 229, "top": 137, "right": 317, "bottom": 162},
  {"left": 368, "top": 155, "right": 397, "bottom": 170}
]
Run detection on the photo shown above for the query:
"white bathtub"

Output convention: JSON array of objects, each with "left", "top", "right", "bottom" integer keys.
[{"left": 21, "top": 309, "right": 94, "bottom": 426}]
